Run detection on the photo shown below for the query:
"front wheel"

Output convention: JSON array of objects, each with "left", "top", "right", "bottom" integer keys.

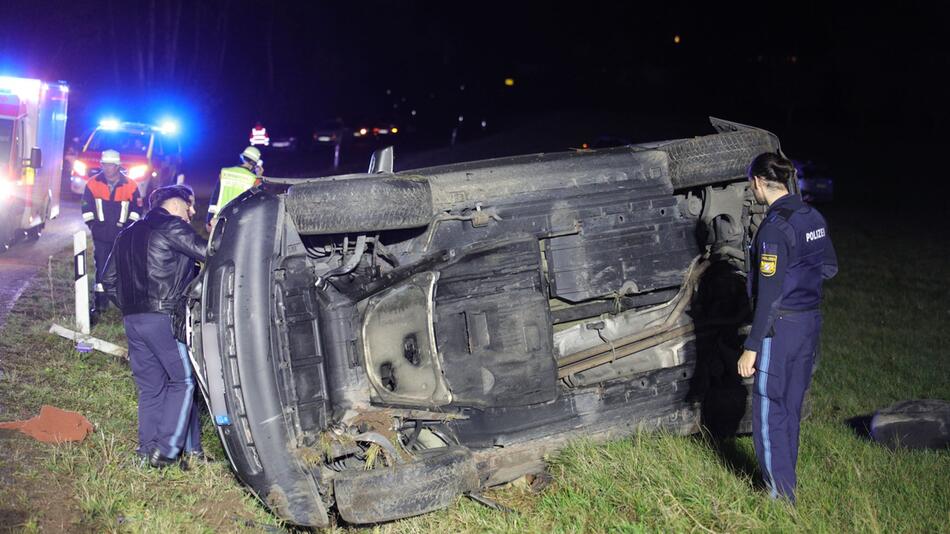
[{"left": 26, "top": 224, "right": 44, "bottom": 240}]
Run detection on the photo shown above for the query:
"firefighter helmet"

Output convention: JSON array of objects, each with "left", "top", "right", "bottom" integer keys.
[
  {"left": 100, "top": 149, "right": 121, "bottom": 165},
  {"left": 240, "top": 146, "right": 262, "bottom": 166}
]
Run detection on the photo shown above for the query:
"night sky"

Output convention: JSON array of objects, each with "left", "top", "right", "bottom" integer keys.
[{"left": 2, "top": 1, "right": 947, "bottom": 162}]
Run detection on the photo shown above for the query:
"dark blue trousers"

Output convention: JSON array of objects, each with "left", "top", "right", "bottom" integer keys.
[
  {"left": 752, "top": 311, "right": 821, "bottom": 503},
  {"left": 124, "top": 313, "right": 196, "bottom": 458}
]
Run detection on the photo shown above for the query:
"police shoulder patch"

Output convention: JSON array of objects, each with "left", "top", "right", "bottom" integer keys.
[{"left": 760, "top": 253, "right": 778, "bottom": 277}]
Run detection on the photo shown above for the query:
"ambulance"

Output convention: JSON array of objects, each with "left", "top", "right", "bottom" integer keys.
[{"left": 0, "top": 76, "right": 69, "bottom": 250}]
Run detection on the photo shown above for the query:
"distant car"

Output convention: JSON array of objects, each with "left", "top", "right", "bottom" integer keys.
[
  {"left": 312, "top": 118, "right": 350, "bottom": 147},
  {"left": 794, "top": 159, "right": 834, "bottom": 203},
  {"left": 69, "top": 121, "right": 181, "bottom": 197},
  {"left": 187, "top": 117, "right": 791, "bottom": 527},
  {"left": 352, "top": 121, "right": 400, "bottom": 144},
  {"left": 269, "top": 133, "right": 299, "bottom": 151}
]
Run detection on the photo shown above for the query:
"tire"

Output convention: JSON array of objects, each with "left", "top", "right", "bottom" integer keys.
[
  {"left": 665, "top": 130, "right": 780, "bottom": 190},
  {"left": 333, "top": 446, "right": 479, "bottom": 524},
  {"left": 286, "top": 176, "right": 433, "bottom": 234},
  {"left": 26, "top": 224, "right": 44, "bottom": 240}
]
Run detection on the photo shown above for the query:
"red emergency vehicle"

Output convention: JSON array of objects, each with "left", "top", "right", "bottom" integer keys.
[
  {"left": 69, "top": 120, "right": 181, "bottom": 197},
  {"left": 0, "top": 76, "right": 68, "bottom": 250}
]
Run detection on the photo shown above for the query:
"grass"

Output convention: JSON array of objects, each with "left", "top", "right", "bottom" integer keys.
[{"left": 0, "top": 202, "right": 948, "bottom": 532}]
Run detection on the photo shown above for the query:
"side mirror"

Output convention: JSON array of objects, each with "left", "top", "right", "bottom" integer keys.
[{"left": 29, "top": 146, "right": 42, "bottom": 169}]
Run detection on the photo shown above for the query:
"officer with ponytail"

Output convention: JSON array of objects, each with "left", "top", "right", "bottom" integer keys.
[{"left": 738, "top": 152, "right": 838, "bottom": 504}]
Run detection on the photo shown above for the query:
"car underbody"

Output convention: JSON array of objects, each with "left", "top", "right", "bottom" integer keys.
[{"left": 186, "top": 117, "right": 791, "bottom": 527}]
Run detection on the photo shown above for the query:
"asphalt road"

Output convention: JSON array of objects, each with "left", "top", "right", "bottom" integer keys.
[{"left": 0, "top": 198, "right": 85, "bottom": 329}]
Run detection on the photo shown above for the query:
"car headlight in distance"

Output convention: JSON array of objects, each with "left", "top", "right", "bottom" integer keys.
[
  {"left": 128, "top": 164, "right": 148, "bottom": 180},
  {"left": 72, "top": 160, "right": 87, "bottom": 176}
]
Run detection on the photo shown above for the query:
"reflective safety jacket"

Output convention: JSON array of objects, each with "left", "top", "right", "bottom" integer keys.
[
  {"left": 81, "top": 172, "right": 143, "bottom": 244},
  {"left": 207, "top": 165, "right": 259, "bottom": 223}
]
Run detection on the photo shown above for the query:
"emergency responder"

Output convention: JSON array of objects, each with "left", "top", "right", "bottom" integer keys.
[
  {"left": 81, "top": 149, "right": 143, "bottom": 315},
  {"left": 99, "top": 185, "right": 207, "bottom": 468},
  {"left": 737, "top": 152, "right": 838, "bottom": 504},
  {"left": 206, "top": 146, "right": 262, "bottom": 232}
]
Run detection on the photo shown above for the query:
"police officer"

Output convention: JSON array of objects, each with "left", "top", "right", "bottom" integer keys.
[
  {"left": 738, "top": 152, "right": 838, "bottom": 504},
  {"left": 81, "top": 149, "right": 143, "bottom": 314},
  {"left": 99, "top": 185, "right": 207, "bottom": 468},
  {"left": 206, "top": 146, "right": 262, "bottom": 232}
]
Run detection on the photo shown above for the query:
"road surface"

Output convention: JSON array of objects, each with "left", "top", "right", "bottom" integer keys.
[{"left": 0, "top": 199, "right": 85, "bottom": 329}]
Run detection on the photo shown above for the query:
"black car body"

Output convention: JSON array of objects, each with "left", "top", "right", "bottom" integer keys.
[{"left": 186, "top": 117, "right": 790, "bottom": 527}]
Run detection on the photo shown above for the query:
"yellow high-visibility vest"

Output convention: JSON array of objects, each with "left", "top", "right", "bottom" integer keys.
[{"left": 214, "top": 166, "right": 258, "bottom": 213}]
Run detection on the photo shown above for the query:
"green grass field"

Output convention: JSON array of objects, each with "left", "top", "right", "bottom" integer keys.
[{"left": 0, "top": 203, "right": 947, "bottom": 533}]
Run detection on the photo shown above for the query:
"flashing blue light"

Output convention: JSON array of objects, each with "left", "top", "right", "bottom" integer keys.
[
  {"left": 99, "top": 118, "right": 120, "bottom": 130},
  {"left": 159, "top": 119, "right": 179, "bottom": 135}
]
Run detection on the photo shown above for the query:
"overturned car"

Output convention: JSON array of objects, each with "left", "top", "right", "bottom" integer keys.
[{"left": 186, "top": 118, "right": 793, "bottom": 527}]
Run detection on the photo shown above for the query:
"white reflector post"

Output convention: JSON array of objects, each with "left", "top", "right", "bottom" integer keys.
[{"left": 74, "top": 231, "right": 90, "bottom": 334}]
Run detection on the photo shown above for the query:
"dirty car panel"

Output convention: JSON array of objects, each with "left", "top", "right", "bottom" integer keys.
[{"left": 187, "top": 117, "right": 785, "bottom": 527}]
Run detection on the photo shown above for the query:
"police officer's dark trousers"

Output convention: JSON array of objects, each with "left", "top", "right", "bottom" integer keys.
[
  {"left": 123, "top": 313, "right": 195, "bottom": 458},
  {"left": 752, "top": 310, "right": 821, "bottom": 503}
]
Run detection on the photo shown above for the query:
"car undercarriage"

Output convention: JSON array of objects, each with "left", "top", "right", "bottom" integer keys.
[{"left": 186, "top": 117, "right": 792, "bottom": 527}]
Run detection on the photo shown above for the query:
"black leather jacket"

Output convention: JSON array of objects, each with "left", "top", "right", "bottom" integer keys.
[{"left": 100, "top": 207, "right": 207, "bottom": 316}]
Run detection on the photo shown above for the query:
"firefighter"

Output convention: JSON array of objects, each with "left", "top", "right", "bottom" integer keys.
[
  {"left": 206, "top": 146, "right": 263, "bottom": 232},
  {"left": 738, "top": 152, "right": 838, "bottom": 504},
  {"left": 81, "top": 149, "right": 143, "bottom": 315}
]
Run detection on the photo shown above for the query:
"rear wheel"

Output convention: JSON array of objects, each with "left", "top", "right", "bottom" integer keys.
[
  {"left": 26, "top": 224, "right": 44, "bottom": 240},
  {"left": 665, "top": 130, "right": 780, "bottom": 190},
  {"left": 286, "top": 176, "right": 433, "bottom": 234}
]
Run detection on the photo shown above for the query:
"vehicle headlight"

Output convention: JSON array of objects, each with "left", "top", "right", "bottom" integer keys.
[
  {"left": 72, "top": 160, "right": 87, "bottom": 176},
  {"left": 129, "top": 164, "right": 148, "bottom": 180}
]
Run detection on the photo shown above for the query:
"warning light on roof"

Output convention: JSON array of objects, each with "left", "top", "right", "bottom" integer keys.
[
  {"left": 99, "top": 118, "right": 121, "bottom": 130},
  {"left": 159, "top": 120, "right": 179, "bottom": 135},
  {"left": 504, "top": 78, "right": 515, "bottom": 87}
]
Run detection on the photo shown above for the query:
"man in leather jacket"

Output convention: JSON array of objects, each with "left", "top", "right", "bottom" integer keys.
[{"left": 99, "top": 184, "right": 208, "bottom": 468}]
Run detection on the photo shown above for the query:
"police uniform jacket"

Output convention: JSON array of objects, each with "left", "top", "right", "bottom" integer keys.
[
  {"left": 81, "top": 171, "right": 143, "bottom": 243},
  {"left": 744, "top": 194, "right": 838, "bottom": 353}
]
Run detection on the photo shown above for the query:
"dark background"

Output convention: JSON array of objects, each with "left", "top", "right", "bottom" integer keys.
[{"left": 2, "top": 1, "right": 948, "bottom": 203}]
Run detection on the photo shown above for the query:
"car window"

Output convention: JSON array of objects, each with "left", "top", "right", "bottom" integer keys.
[{"left": 87, "top": 130, "right": 151, "bottom": 155}]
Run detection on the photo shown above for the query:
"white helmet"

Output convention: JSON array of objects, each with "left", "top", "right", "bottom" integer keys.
[
  {"left": 240, "top": 146, "right": 262, "bottom": 166},
  {"left": 100, "top": 149, "right": 121, "bottom": 165}
]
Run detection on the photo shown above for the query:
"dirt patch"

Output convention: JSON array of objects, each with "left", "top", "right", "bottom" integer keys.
[{"left": 0, "top": 429, "right": 88, "bottom": 532}]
